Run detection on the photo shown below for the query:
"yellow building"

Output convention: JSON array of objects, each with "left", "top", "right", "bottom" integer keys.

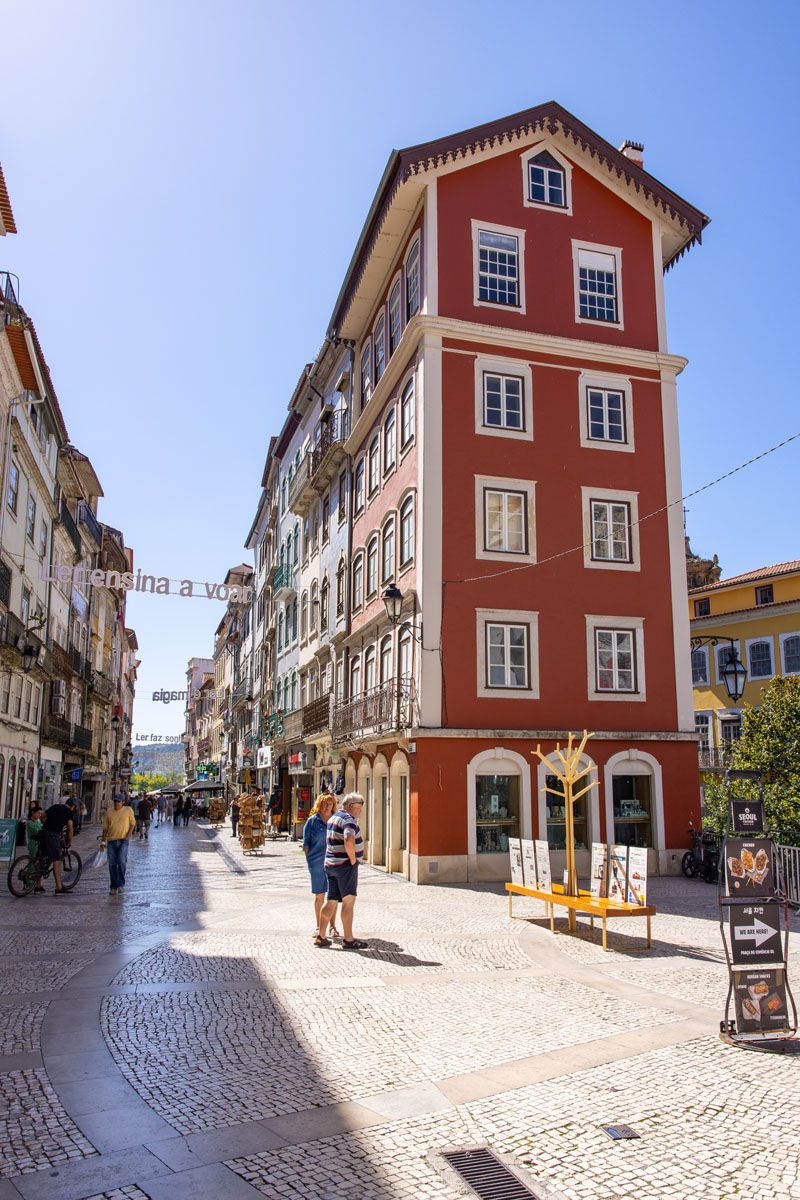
[{"left": 689, "top": 559, "right": 800, "bottom": 766}]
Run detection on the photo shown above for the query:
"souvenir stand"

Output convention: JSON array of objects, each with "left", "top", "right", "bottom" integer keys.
[{"left": 237, "top": 792, "right": 266, "bottom": 855}]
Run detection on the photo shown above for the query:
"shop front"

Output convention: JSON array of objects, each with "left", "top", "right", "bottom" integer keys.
[
  {"left": 256, "top": 744, "right": 273, "bottom": 793},
  {"left": 37, "top": 748, "right": 62, "bottom": 809},
  {"left": 288, "top": 747, "right": 313, "bottom": 839}
]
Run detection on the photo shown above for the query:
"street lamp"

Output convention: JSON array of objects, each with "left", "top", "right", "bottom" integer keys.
[
  {"left": 690, "top": 635, "right": 748, "bottom": 703},
  {"left": 21, "top": 643, "right": 37, "bottom": 673},
  {"left": 381, "top": 584, "right": 423, "bottom": 644}
]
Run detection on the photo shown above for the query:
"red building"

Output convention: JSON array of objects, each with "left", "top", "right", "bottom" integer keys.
[{"left": 327, "top": 101, "right": 708, "bottom": 883}]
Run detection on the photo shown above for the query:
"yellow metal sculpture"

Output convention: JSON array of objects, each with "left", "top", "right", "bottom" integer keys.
[{"left": 532, "top": 731, "right": 597, "bottom": 932}]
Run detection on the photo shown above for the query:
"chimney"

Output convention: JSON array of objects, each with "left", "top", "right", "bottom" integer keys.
[{"left": 619, "top": 139, "right": 644, "bottom": 169}]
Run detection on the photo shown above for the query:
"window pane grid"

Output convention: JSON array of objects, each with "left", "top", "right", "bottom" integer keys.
[
  {"left": 529, "top": 163, "right": 565, "bottom": 206},
  {"left": 485, "top": 490, "right": 526, "bottom": 554},
  {"left": 486, "top": 622, "right": 528, "bottom": 689},
  {"left": 478, "top": 231, "right": 519, "bottom": 306},
  {"left": 483, "top": 373, "right": 523, "bottom": 430},
  {"left": 587, "top": 388, "right": 625, "bottom": 442},
  {"left": 749, "top": 641, "right": 773, "bottom": 677},
  {"left": 590, "top": 500, "right": 631, "bottom": 562},
  {"left": 595, "top": 628, "right": 635, "bottom": 691},
  {"left": 579, "top": 265, "right": 617, "bottom": 322},
  {"left": 784, "top": 636, "right": 800, "bottom": 674}
]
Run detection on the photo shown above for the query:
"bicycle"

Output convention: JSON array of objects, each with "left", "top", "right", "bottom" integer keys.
[
  {"left": 6, "top": 833, "right": 83, "bottom": 897},
  {"left": 681, "top": 825, "right": 720, "bottom": 884}
]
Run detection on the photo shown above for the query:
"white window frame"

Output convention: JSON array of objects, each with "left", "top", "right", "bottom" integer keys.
[
  {"left": 381, "top": 516, "right": 395, "bottom": 584},
  {"left": 366, "top": 536, "right": 379, "bottom": 599},
  {"left": 572, "top": 240, "right": 624, "bottom": 330},
  {"left": 353, "top": 458, "right": 365, "bottom": 514},
  {"left": 359, "top": 341, "right": 372, "bottom": 412},
  {"left": 351, "top": 554, "right": 364, "bottom": 612},
  {"left": 388, "top": 274, "right": 402, "bottom": 356},
  {"left": 475, "top": 608, "right": 539, "bottom": 699},
  {"left": 404, "top": 236, "right": 421, "bottom": 320},
  {"left": 473, "top": 354, "right": 533, "bottom": 442},
  {"left": 691, "top": 645, "right": 710, "bottom": 687},
  {"left": 578, "top": 370, "right": 634, "bottom": 453},
  {"left": 715, "top": 639, "right": 742, "bottom": 686},
  {"left": 581, "top": 486, "right": 640, "bottom": 572},
  {"left": 399, "top": 376, "right": 416, "bottom": 451},
  {"left": 695, "top": 710, "right": 713, "bottom": 751},
  {"left": 474, "top": 475, "right": 536, "bottom": 565},
  {"left": 585, "top": 614, "right": 646, "bottom": 702},
  {"left": 746, "top": 636, "right": 774, "bottom": 681},
  {"left": 520, "top": 142, "right": 573, "bottom": 215},
  {"left": 399, "top": 493, "right": 415, "bottom": 570},
  {"left": 367, "top": 437, "right": 380, "bottom": 498},
  {"left": 471, "top": 219, "right": 526, "bottom": 314},
  {"left": 383, "top": 407, "right": 397, "bottom": 475},
  {"left": 780, "top": 630, "right": 800, "bottom": 676},
  {"left": 373, "top": 312, "right": 386, "bottom": 384}
]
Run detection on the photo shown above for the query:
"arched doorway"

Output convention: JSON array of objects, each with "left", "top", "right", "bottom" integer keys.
[
  {"left": 356, "top": 756, "right": 372, "bottom": 856},
  {"left": 389, "top": 751, "right": 410, "bottom": 878},
  {"left": 536, "top": 750, "right": 599, "bottom": 880},
  {"left": 466, "top": 747, "right": 532, "bottom": 882},
  {"left": 371, "top": 753, "right": 389, "bottom": 868},
  {"left": 603, "top": 750, "right": 665, "bottom": 874}
]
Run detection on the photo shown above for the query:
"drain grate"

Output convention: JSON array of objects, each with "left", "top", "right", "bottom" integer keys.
[
  {"left": 442, "top": 1148, "right": 539, "bottom": 1199},
  {"left": 602, "top": 1124, "right": 640, "bottom": 1140}
]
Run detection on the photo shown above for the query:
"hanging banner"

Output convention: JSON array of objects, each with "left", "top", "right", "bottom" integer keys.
[
  {"left": 626, "top": 846, "right": 648, "bottom": 905},
  {"left": 0, "top": 819, "right": 19, "bottom": 865},
  {"left": 608, "top": 845, "right": 628, "bottom": 904},
  {"left": 521, "top": 839, "right": 537, "bottom": 888},
  {"left": 589, "top": 842, "right": 608, "bottom": 899},
  {"left": 732, "top": 968, "right": 789, "bottom": 1034},
  {"left": 729, "top": 902, "right": 783, "bottom": 967},
  {"left": 730, "top": 799, "right": 765, "bottom": 836},
  {"left": 534, "top": 840, "right": 552, "bottom": 891},
  {"left": 725, "top": 838, "right": 773, "bottom": 896},
  {"left": 508, "top": 838, "right": 524, "bottom": 887}
]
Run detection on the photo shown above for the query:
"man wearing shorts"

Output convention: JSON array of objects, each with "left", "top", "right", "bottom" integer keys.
[
  {"left": 41, "top": 801, "right": 74, "bottom": 895},
  {"left": 316, "top": 793, "right": 366, "bottom": 950}
]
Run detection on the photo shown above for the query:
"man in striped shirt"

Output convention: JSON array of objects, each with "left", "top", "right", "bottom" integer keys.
[{"left": 316, "top": 793, "right": 366, "bottom": 950}]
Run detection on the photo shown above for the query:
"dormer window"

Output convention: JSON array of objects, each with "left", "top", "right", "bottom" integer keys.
[{"left": 528, "top": 151, "right": 565, "bottom": 207}]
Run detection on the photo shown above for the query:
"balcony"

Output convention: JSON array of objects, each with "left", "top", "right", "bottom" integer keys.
[
  {"left": 0, "top": 271, "right": 21, "bottom": 322},
  {"left": 60, "top": 501, "right": 82, "bottom": 556},
  {"left": 302, "top": 694, "right": 332, "bottom": 738},
  {"left": 272, "top": 561, "right": 297, "bottom": 602},
  {"left": 232, "top": 680, "right": 252, "bottom": 709},
  {"left": 288, "top": 411, "right": 350, "bottom": 518},
  {"left": 91, "top": 670, "right": 115, "bottom": 701},
  {"left": 76, "top": 501, "right": 103, "bottom": 548},
  {"left": 43, "top": 713, "right": 71, "bottom": 746},
  {"left": 72, "top": 724, "right": 93, "bottom": 751},
  {"left": 698, "top": 745, "right": 737, "bottom": 772},
  {"left": 332, "top": 680, "right": 414, "bottom": 744},
  {"left": 198, "top": 736, "right": 211, "bottom": 756}
]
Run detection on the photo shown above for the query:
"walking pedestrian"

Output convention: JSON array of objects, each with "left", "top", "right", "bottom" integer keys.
[
  {"left": 303, "top": 793, "right": 340, "bottom": 939},
  {"left": 182, "top": 797, "right": 192, "bottom": 827},
  {"left": 230, "top": 797, "right": 240, "bottom": 838},
  {"left": 137, "top": 795, "right": 153, "bottom": 840},
  {"left": 41, "top": 800, "right": 75, "bottom": 896},
  {"left": 173, "top": 797, "right": 183, "bottom": 826},
  {"left": 100, "top": 796, "right": 136, "bottom": 894},
  {"left": 316, "top": 793, "right": 366, "bottom": 950}
]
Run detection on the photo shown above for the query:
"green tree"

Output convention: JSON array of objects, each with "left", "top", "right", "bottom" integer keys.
[
  {"left": 132, "top": 770, "right": 181, "bottom": 792},
  {"left": 702, "top": 675, "right": 800, "bottom": 836}
]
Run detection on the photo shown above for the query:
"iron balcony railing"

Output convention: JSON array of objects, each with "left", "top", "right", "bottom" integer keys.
[
  {"left": 60, "top": 501, "right": 82, "bottom": 556},
  {"left": 0, "top": 558, "right": 10, "bottom": 608},
  {"left": 43, "top": 712, "right": 72, "bottom": 745},
  {"left": 698, "top": 745, "right": 737, "bottom": 771},
  {"left": 332, "top": 679, "right": 414, "bottom": 744},
  {"left": 91, "top": 670, "right": 114, "bottom": 700},
  {"left": 72, "top": 723, "right": 93, "bottom": 750},
  {"left": 76, "top": 501, "right": 103, "bottom": 547},
  {"left": 302, "top": 694, "right": 332, "bottom": 738},
  {"left": 0, "top": 271, "right": 21, "bottom": 322},
  {"left": 287, "top": 455, "right": 311, "bottom": 512},
  {"left": 272, "top": 562, "right": 297, "bottom": 594},
  {"left": 310, "top": 409, "right": 350, "bottom": 479},
  {"left": 0, "top": 609, "right": 25, "bottom": 651},
  {"left": 232, "top": 679, "right": 252, "bottom": 708}
]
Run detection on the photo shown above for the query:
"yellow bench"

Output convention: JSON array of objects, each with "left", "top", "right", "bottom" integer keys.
[{"left": 505, "top": 882, "right": 655, "bottom": 951}]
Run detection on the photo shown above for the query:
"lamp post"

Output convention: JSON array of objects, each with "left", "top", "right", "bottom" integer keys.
[
  {"left": 381, "top": 584, "right": 423, "bottom": 644},
  {"left": 690, "top": 635, "right": 748, "bottom": 703}
]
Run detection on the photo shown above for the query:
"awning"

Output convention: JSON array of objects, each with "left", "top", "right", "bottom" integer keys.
[{"left": 184, "top": 779, "right": 225, "bottom": 792}]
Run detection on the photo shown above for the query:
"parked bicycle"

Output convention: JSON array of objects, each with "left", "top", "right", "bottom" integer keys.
[
  {"left": 681, "top": 824, "right": 720, "bottom": 884},
  {"left": 6, "top": 832, "right": 82, "bottom": 897}
]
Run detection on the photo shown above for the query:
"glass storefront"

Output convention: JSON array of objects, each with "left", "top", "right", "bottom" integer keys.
[
  {"left": 545, "top": 773, "right": 588, "bottom": 850},
  {"left": 612, "top": 774, "right": 652, "bottom": 847},
  {"left": 475, "top": 773, "right": 519, "bottom": 854}
]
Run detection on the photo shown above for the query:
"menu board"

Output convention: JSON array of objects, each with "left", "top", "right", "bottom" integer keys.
[
  {"left": 589, "top": 843, "right": 607, "bottom": 899},
  {"left": 508, "top": 838, "right": 525, "bottom": 886},
  {"left": 626, "top": 846, "right": 648, "bottom": 906},
  {"left": 729, "top": 902, "right": 784, "bottom": 967},
  {"left": 521, "top": 839, "right": 537, "bottom": 888},
  {"left": 0, "top": 819, "right": 18, "bottom": 865},
  {"left": 608, "top": 845, "right": 628, "bottom": 904},
  {"left": 732, "top": 968, "right": 790, "bottom": 1033},
  {"left": 730, "top": 799, "right": 765, "bottom": 835},
  {"left": 534, "top": 840, "right": 552, "bottom": 891},
  {"left": 725, "top": 838, "right": 773, "bottom": 897}
]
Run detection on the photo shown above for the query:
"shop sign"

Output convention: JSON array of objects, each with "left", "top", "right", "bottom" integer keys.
[
  {"left": 730, "top": 799, "right": 765, "bottom": 835},
  {"left": 521, "top": 839, "right": 537, "bottom": 888},
  {"left": 725, "top": 838, "right": 773, "bottom": 896},
  {"left": 732, "top": 968, "right": 789, "bottom": 1033},
  {"left": 534, "top": 840, "right": 551, "bottom": 891},
  {"left": 508, "top": 838, "right": 524, "bottom": 886},
  {"left": 729, "top": 903, "right": 783, "bottom": 967},
  {"left": 257, "top": 746, "right": 273, "bottom": 769},
  {"left": 69, "top": 768, "right": 83, "bottom": 782},
  {"left": 0, "top": 819, "right": 18, "bottom": 865},
  {"left": 288, "top": 751, "right": 311, "bottom": 775},
  {"left": 589, "top": 843, "right": 608, "bottom": 899}
]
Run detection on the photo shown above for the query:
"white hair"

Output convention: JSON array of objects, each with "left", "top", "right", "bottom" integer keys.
[{"left": 342, "top": 792, "right": 364, "bottom": 810}]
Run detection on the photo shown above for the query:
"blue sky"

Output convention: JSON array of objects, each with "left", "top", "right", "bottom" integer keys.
[{"left": 1, "top": 1, "right": 798, "bottom": 740}]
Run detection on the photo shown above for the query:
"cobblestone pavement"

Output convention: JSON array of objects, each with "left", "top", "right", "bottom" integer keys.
[{"left": 0, "top": 818, "right": 798, "bottom": 1200}]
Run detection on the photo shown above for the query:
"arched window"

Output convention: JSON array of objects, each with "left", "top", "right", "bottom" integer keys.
[
  {"left": 400, "top": 378, "right": 415, "bottom": 449},
  {"left": 783, "top": 634, "right": 800, "bottom": 674},
  {"left": 291, "top": 599, "right": 297, "bottom": 641},
  {"left": 360, "top": 340, "right": 372, "bottom": 412},
  {"left": 279, "top": 542, "right": 285, "bottom": 569},
  {"left": 352, "top": 555, "right": 364, "bottom": 611},
  {"left": 277, "top": 610, "right": 284, "bottom": 651},
  {"left": 381, "top": 518, "right": 395, "bottom": 584},
  {"left": 388, "top": 277, "right": 402, "bottom": 355},
  {"left": 283, "top": 677, "right": 289, "bottom": 712},
  {"left": 320, "top": 576, "right": 329, "bottom": 632},
  {"left": 281, "top": 479, "right": 286, "bottom": 513},
  {"left": 336, "top": 557, "right": 347, "bottom": 617},
  {"left": 366, "top": 537, "right": 378, "bottom": 599},
  {"left": 290, "top": 672, "right": 297, "bottom": 712},
  {"left": 380, "top": 635, "right": 393, "bottom": 685},
  {"left": 364, "top": 646, "right": 376, "bottom": 692},
  {"left": 310, "top": 581, "right": 319, "bottom": 634},
  {"left": 399, "top": 495, "right": 415, "bottom": 566},
  {"left": 300, "top": 591, "right": 308, "bottom": 640},
  {"left": 6, "top": 757, "right": 16, "bottom": 816},
  {"left": 286, "top": 533, "right": 292, "bottom": 566},
  {"left": 373, "top": 313, "right": 386, "bottom": 383},
  {"left": 293, "top": 523, "right": 299, "bottom": 565},
  {"left": 367, "top": 437, "right": 380, "bottom": 496},
  {"left": 405, "top": 238, "right": 420, "bottom": 319},
  {"left": 383, "top": 409, "right": 396, "bottom": 474},
  {"left": 398, "top": 630, "right": 412, "bottom": 684},
  {"left": 350, "top": 655, "right": 361, "bottom": 698}
]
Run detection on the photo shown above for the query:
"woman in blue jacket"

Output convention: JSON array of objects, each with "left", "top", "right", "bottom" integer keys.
[{"left": 303, "top": 793, "right": 340, "bottom": 939}]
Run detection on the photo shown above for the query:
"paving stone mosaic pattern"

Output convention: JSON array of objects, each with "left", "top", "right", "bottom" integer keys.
[
  {"left": 0, "top": 1002, "right": 47, "bottom": 1055},
  {"left": 0, "top": 1067, "right": 98, "bottom": 1177}
]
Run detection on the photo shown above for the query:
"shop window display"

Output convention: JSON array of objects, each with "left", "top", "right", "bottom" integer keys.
[
  {"left": 545, "top": 773, "right": 588, "bottom": 850},
  {"left": 612, "top": 774, "right": 652, "bottom": 848},
  {"left": 475, "top": 773, "right": 519, "bottom": 854}
]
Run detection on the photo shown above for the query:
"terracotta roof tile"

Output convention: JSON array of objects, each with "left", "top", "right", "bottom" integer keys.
[
  {"left": 689, "top": 560, "right": 800, "bottom": 594},
  {"left": 0, "top": 163, "right": 16, "bottom": 234}
]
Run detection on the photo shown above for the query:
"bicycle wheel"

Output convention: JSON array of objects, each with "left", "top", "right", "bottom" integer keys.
[
  {"left": 60, "top": 849, "right": 82, "bottom": 891},
  {"left": 7, "top": 855, "right": 38, "bottom": 897},
  {"left": 681, "top": 851, "right": 697, "bottom": 879}
]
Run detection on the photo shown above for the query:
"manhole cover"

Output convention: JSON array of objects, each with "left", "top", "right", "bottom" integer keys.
[
  {"left": 601, "top": 1125, "right": 640, "bottom": 1140},
  {"left": 441, "top": 1147, "right": 539, "bottom": 1198}
]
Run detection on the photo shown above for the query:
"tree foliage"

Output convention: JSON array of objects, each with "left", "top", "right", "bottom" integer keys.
[
  {"left": 131, "top": 770, "right": 181, "bottom": 793},
  {"left": 703, "top": 675, "right": 800, "bottom": 836}
]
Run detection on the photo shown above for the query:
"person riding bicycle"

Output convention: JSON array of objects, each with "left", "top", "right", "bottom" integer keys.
[
  {"left": 42, "top": 801, "right": 74, "bottom": 896},
  {"left": 26, "top": 804, "right": 46, "bottom": 893}
]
